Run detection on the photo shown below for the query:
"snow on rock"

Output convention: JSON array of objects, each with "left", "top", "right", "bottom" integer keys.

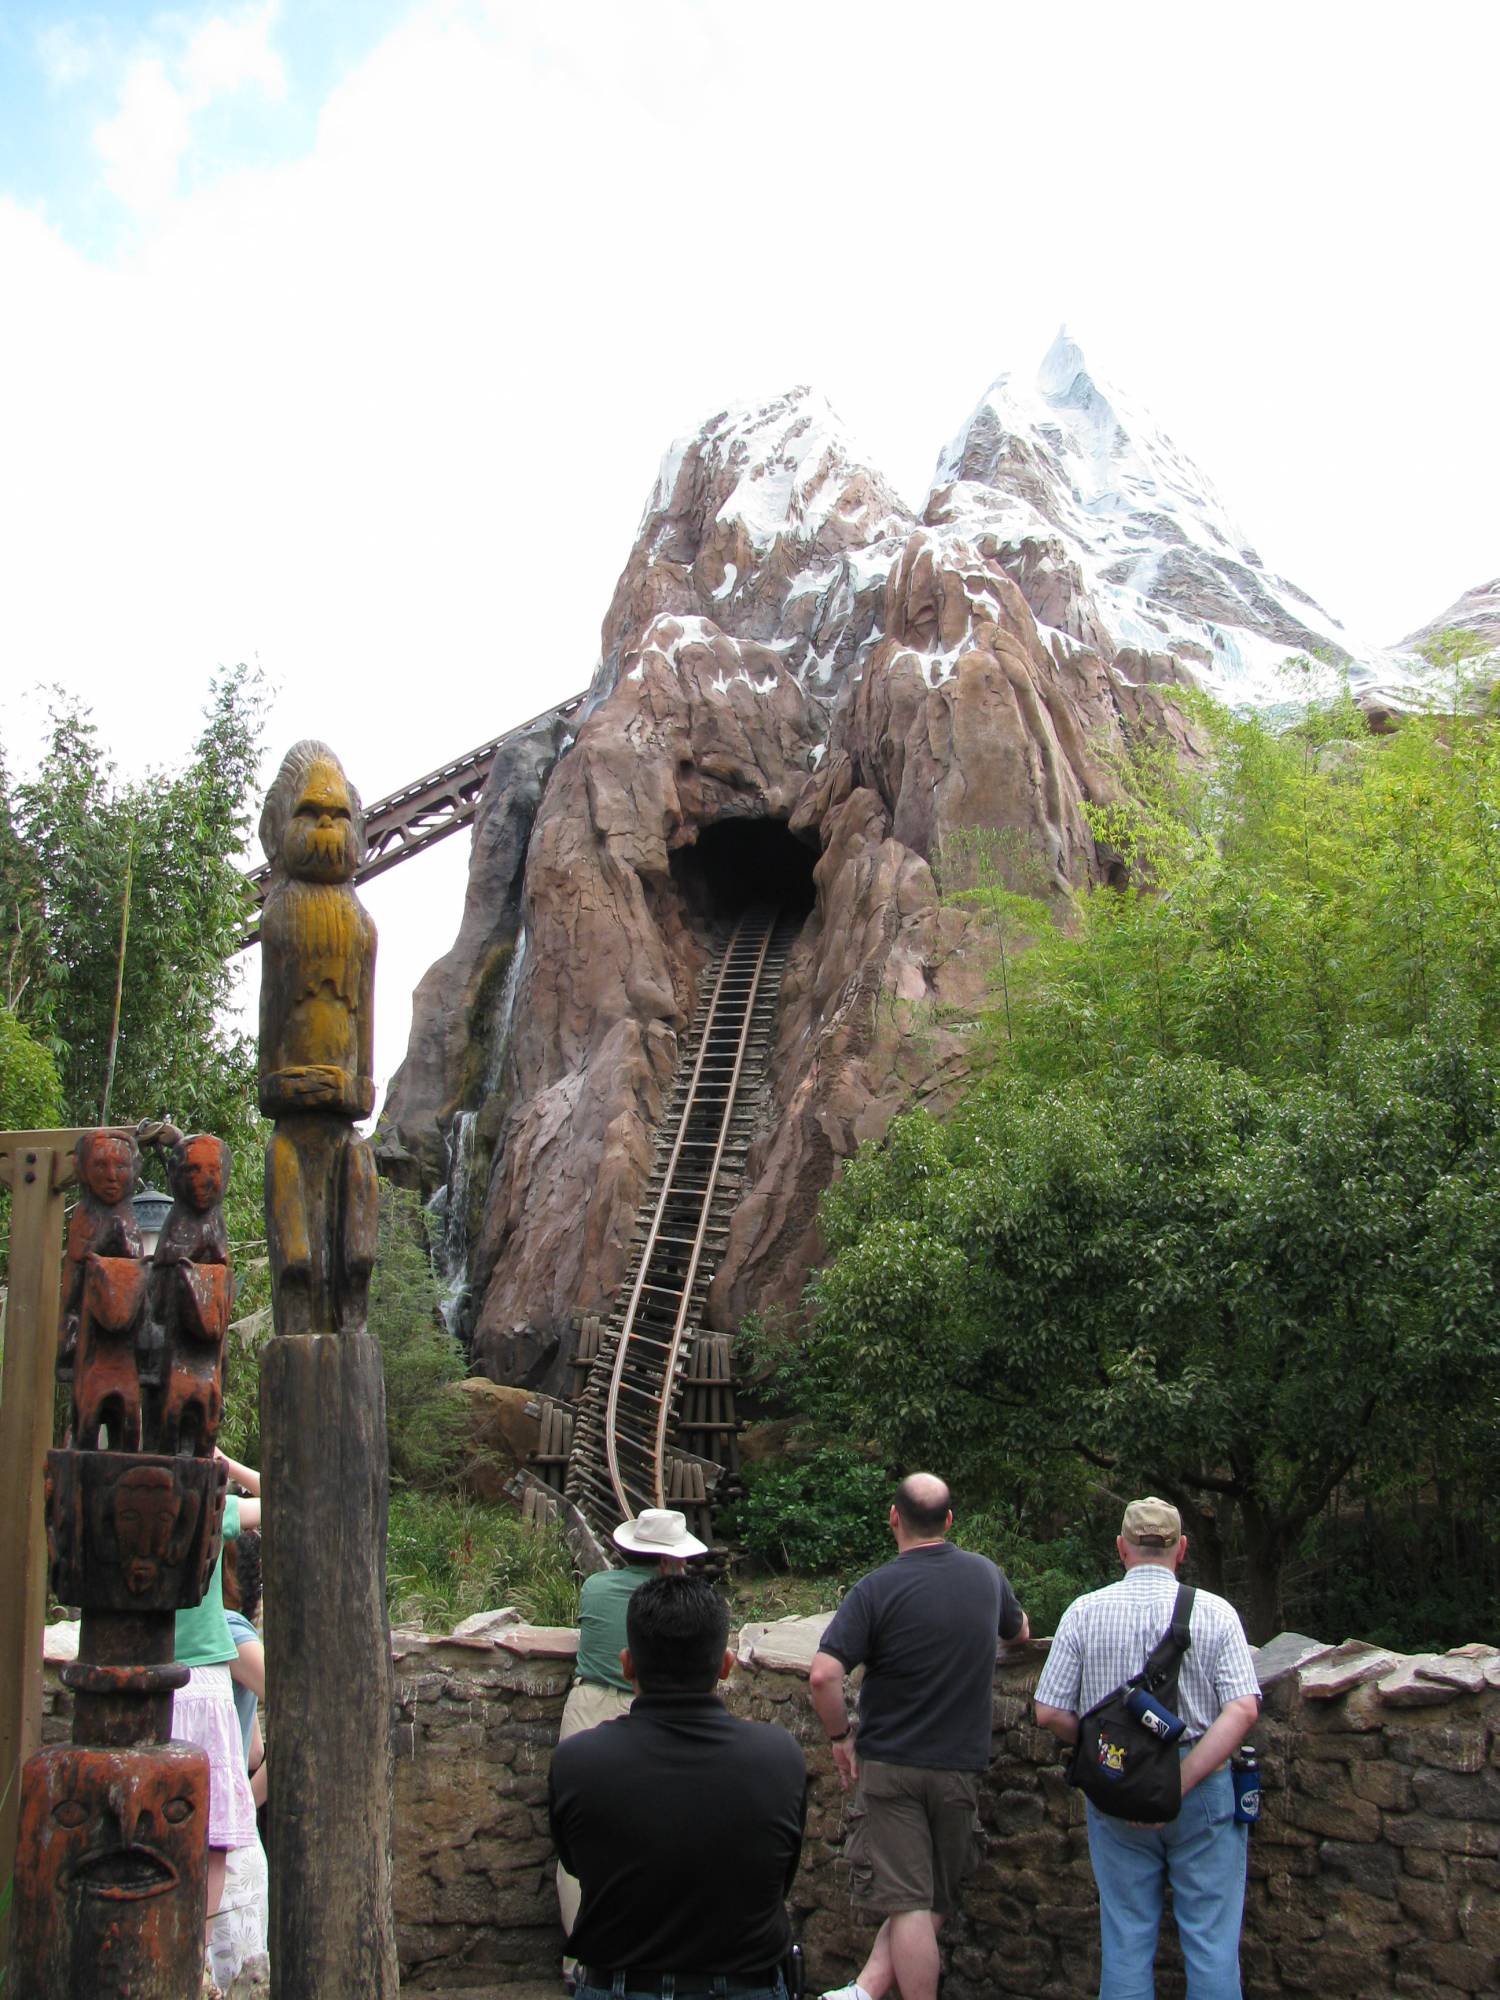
[
  {"left": 596, "top": 386, "right": 914, "bottom": 699},
  {"left": 927, "top": 327, "right": 1381, "bottom": 705}
]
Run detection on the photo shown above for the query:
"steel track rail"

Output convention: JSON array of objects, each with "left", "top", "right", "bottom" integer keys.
[{"left": 602, "top": 910, "right": 779, "bottom": 1518}]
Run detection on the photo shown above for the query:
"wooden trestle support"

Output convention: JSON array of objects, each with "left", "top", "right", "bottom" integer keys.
[{"left": 519, "top": 906, "right": 795, "bottom": 1554}]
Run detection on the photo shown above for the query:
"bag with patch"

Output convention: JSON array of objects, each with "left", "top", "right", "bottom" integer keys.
[{"left": 1066, "top": 1583, "right": 1196, "bottom": 1822}]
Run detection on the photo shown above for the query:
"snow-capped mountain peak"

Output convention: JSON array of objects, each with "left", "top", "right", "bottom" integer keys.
[{"left": 930, "top": 328, "right": 1368, "bottom": 702}]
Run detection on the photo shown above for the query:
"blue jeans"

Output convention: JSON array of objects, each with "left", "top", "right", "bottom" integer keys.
[
  {"left": 575, "top": 1977, "right": 787, "bottom": 2000},
  {"left": 1085, "top": 1762, "right": 1247, "bottom": 1998}
]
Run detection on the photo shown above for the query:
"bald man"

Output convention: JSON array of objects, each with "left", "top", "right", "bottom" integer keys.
[{"left": 809, "top": 1474, "right": 1029, "bottom": 2000}]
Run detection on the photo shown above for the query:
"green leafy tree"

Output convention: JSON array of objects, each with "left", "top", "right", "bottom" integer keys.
[
  {"left": 805, "top": 1032, "right": 1500, "bottom": 1641},
  {"left": 2, "top": 673, "right": 267, "bottom": 1287},
  {"left": 1003, "top": 651, "right": 1500, "bottom": 1090},
  {"left": 0, "top": 668, "right": 266, "bottom": 1142},
  {"left": 0, "top": 1003, "right": 63, "bottom": 1132}
]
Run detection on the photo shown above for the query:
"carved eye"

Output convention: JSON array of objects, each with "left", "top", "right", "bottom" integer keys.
[
  {"left": 162, "top": 1797, "right": 194, "bottom": 1824},
  {"left": 52, "top": 1800, "right": 89, "bottom": 1828}
]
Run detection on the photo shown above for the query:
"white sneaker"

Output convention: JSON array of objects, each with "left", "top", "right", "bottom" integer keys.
[{"left": 820, "top": 1987, "right": 869, "bottom": 2000}]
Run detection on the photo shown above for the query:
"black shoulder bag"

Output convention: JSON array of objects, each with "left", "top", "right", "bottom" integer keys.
[{"left": 1066, "top": 1584, "right": 1196, "bottom": 1822}]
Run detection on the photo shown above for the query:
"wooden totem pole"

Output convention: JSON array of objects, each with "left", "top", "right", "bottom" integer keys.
[
  {"left": 8, "top": 1126, "right": 233, "bottom": 2000},
  {"left": 256, "top": 741, "right": 397, "bottom": 1998}
]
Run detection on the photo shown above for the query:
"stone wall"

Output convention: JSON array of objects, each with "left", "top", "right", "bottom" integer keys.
[{"left": 39, "top": 1620, "right": 1500, "bottom": 1995}]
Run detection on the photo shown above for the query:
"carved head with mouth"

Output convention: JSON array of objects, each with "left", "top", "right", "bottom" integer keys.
[{"left": 13, "top": 1742, "right": 209, "bottom": 1989}]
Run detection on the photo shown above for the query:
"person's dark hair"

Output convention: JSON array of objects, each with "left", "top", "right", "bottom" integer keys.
[
  {"left": 233, "top": 1531, "right": 262, "bottom": 1624},
  {"left": 222, "top": 1538, "right": 241, "bottom": 1612},
  {"left": 893, "top": 1474, "right": 951, "bottom": 1539},
  {"left": 622, "top": 1547, "right": 663, "bottom": 1568},
  {"left": 625, "top": 1574, "right": 729, "bottom": 1692}
]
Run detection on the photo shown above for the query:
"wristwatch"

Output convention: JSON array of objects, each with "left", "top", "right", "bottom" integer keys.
[{"left": 828, "top": 1725, "right": 852, "bottom": 1743}]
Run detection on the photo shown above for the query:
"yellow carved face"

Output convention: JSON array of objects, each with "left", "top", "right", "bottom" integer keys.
[{"left": 284, "top": 755, "right": 356, "bottom": 882}]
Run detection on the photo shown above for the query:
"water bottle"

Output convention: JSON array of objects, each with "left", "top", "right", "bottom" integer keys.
[
  {"left": 1232, "top": 1744, "right": 1261, "bottom": 1824},
  {"left": 1125, "top": 1684, "right": 1186, "bottom": 1744}
]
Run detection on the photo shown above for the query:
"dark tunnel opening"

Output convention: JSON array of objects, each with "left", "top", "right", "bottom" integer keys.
[{"left": 670, "top": 816, "right": 819, "bottom": 924}]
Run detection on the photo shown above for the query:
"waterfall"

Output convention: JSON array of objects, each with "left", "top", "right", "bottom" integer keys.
[
  {"left": 485, "top": 925, "right": 528, "bottom": 1091},
  {"left": 431, "top": 1110, "right": 477, "bottom": 1342},
  {"left": 426, "top": 924, "right": 530, "bottom": 1346}
]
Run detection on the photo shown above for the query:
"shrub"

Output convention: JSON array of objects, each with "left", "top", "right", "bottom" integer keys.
[
  {"left": 386, "top": 1490, "right": 579, "bottom": 1630},
  {"left": 721, "top": 1448, "right": 893, "bottom": 1574}
]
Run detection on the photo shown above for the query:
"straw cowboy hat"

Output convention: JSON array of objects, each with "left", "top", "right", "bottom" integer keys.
[{"left": 611, "top": 1509, "right": 708, "bottom": 1559}]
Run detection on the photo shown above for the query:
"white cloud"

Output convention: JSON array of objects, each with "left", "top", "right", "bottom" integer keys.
[
  {"left": 4, "top": 0, "right": 1499, "bottom": 1092},
  {"left": 36, "top": 21, "right": 100, "bottom": 89},
  {"left": 94, "top": 57, "right": 194, "bottom": 213},
  {"left": 88, "top": 4, "right": 288, "bottom": 215},
  {"left": 180, "top": 3, "right": 287, "bottom": 109}
]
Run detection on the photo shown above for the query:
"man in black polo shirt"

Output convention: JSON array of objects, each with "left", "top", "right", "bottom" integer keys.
[
  {"left": 808, "top": 1473, "right": 1028, "bottom": 2000},
  {"left": 548, "top": 1572, "right": 807, "bottom": 2000}
]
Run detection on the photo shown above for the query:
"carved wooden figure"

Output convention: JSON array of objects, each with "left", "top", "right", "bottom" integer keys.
[
  {"left": 10, "top": 1124, "right": 233, "bottom": 2000},
  {"left": 70, "top": 1255, "right": 149, "bottom": 1453},
  {"left": 257, "top": 742, "right": 398, "bottom": 1997},
  {"left": 58, "top": 1132, "right": 142, "bottom": 1383},
  {"left": 258, "top": 741, "right": 380, "bottom": 1335},
  {"left": 147, "top": 1134, "right": 233, "bottom": 1455},
  {"left": 13, "top": 1742, "right": 210, "bottom": 2000}
]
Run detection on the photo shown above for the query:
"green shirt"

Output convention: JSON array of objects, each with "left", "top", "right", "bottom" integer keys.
[
  {"left": 574, "top": 1564, "right": 652, "bottom": 1692},
  {"left": 175, "top": 1495, "right": 240, "bottom": 1668}
]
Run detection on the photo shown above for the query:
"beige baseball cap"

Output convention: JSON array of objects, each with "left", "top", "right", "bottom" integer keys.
[{"left": 1121, "top": 1497, "right": 1182, "bottom": 1547}]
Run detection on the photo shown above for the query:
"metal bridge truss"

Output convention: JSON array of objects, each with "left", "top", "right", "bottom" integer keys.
[{"left": 241, "top": 689, "right": 586, "bottom": 943}]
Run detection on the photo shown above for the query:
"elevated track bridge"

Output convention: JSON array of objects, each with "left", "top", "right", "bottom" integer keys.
[{"left": 240, "top": 689, "right": 587, "bottom": 944}]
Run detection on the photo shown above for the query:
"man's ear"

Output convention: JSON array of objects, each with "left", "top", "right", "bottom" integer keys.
[
  {"left": 620, "top": 1647, "right": 638, "bottom": 1687},
  {"left": 718, "top": 1647, "right": 734, "bottom": 1683}
]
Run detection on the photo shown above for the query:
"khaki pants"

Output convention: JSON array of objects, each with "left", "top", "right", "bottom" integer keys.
[{"left": 555, "top": 1679, "right": 635, "bottom": 1947}]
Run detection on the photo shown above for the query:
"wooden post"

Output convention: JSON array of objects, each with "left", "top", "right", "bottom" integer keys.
[
  {"left": 257, "top": 743, "right": 397, "bottom": 1999},
  {"left": 0, "top": 1131, "right": 85, "bottom": 1981}
]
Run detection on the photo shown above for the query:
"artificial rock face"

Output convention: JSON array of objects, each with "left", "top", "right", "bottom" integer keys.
[{"left": 379, "top": 345, "right": 1271, "bottom": 1391}]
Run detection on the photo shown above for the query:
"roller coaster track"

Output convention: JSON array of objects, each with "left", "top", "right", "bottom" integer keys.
[{"left": 565, "top": 906, "right": 796, "bottom": 1538}]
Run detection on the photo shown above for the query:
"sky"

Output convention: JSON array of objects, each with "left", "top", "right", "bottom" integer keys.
[{"left": 3, "top": 0, "right": 1497, "bottom": 1108}]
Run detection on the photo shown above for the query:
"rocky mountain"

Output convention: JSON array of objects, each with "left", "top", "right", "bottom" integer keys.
[
  {"left": 378, "top": 337, "right": 1379, "bottom": 1394},
  {"left": 930, "top": 330, "right": 1371, "bottom": 700},
  {"left": 1395, "top": 576, "right": 1500, "bottom": 658}
]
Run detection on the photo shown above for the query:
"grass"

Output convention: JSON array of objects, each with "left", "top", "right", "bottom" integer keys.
[
  {"left": 386, "top": 1491, "right": 580, "bottom": 1632},
  {"left": 724, "top": 1570, "right": 843, "bottom": 1626}
]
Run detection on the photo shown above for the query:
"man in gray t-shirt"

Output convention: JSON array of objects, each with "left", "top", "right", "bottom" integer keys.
[{"left": 809, "top": 1473, "right": 1028, "bottom": 2000}]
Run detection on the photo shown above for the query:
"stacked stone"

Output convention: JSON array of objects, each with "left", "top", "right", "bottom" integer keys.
[
  {"left": 390, "top": 1616, "right": 576, "bottom": 1986},
  {"left": 1245, "top": 1641, "right": 1500, "bottom": 2000},
  {"left": 39, "top": 1615, "right": 1500, "bottom": 1996}
]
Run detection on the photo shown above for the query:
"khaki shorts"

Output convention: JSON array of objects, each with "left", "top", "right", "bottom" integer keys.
[{"left": 844, "top": 1759, "right": 981, "bottom": 1917}]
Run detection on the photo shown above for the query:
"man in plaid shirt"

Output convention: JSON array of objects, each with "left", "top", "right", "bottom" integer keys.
[{"left": 1034, "top": 1498, "right": 1260, "bottom": 1998}]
